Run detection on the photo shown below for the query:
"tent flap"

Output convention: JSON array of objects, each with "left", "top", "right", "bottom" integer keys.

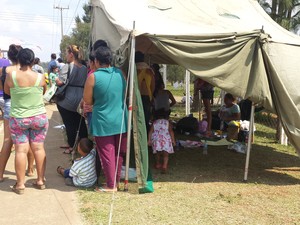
[{"left": 149, "top": 33, "right": 273, "bottom": 110}]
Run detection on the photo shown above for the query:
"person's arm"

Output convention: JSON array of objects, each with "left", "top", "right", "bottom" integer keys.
[
  {"left": 168, "top": 122, "right": 176, "bottom": 146},
  {"left": 0, "top": 68, "right": 3, "bottom": 91},
  {"left": 49, "top": 74, "right": 53, "bottom": 87},
  {"left": 4, "top": 72, "right": 12, "bottom": 95},
  {"left": 83, "top": 73, "right": 95, "bottom": 105},
  {"left": 225, "top": 113, "right": 240, "bottom": 122},
  {"left": 148, "top": 124, "right": 154, "bottom": 146},
  {"left": 38, "top": 73, "right": 47, "bottom": 94},
  {"left": 167, "top": 90, "right": 176, "bottom": 107}
]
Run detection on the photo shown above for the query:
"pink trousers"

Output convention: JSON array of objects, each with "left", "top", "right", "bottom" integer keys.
[{"left": 95, "top": 133, "right": 127, "bottom": 188}]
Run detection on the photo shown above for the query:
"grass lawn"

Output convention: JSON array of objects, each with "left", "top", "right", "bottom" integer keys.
[{"left": 78, "top": 114, "right": 300, "bottom": 225}]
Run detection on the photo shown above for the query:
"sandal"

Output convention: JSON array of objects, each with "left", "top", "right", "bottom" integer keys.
[
  {"left": 32, "top": 181, "right": 46, "bottom": 190},
  {"left": 63, "top": 148, "right": 73, "bottom": 154},
  {"left": 11, "top": 184, "right": 25, "bottom": 195},
  {"left": 94, "top": 186, "right": 117, "bottom": 193},
  {"left": 57, "top": 166, "right": 64, "bottom": 175},
  {"left": 60, "top": 145, "right": 70, "bottom": 149}
]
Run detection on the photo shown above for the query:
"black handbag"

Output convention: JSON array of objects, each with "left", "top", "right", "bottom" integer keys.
[{"left": 53, "top": 64, "right": 71, "bottom": 101}]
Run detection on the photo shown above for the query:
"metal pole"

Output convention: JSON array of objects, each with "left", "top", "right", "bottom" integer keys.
[
  {"left": 54, "top": 5, "right": 69, "bottom": 39},
  {"left": 243, "top": 104, "right": 255, "bottom": 182},
  {"left": 162, "top": 64, "right": 167, "bottom": 87},
  {"left": 185, "top": 70, "right": 191, "bottom": 115},
  {"left": 279, "top": 121, "right": 288, "bottom": 146},
  {"left": 124, "top": 23, "right": 136, "bottom": 192}
]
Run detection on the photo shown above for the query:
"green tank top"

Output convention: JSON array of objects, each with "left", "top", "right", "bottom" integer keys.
[{"left": 10, "top": 71, "right": 46, "bottom": 118}]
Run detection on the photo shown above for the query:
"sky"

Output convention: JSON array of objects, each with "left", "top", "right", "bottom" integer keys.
[{"left": 0, "top": 0, "right": 88, "bottom": 62}]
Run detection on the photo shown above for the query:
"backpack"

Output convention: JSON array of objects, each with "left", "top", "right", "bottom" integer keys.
[{"left": 176, "top": 116, "right": 199, "bottom": 134}]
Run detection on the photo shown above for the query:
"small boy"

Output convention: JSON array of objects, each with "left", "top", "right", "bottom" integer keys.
[
  {"left": 49, "top": 65, "right": 59, "bottom": 87},
  {"left": 57, "top": 138, "right": 97, "bottom": 188}
]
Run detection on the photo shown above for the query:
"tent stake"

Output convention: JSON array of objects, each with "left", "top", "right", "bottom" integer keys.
[
  {"left": 243, "top": 104, "right": 255, "bottom": 182},
  {"left": 124, "top": 23, "right": 136, "bottom": 192}
]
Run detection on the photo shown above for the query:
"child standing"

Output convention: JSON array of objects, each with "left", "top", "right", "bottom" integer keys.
[
  {"left": 49, "top": 65, "right": 59, "bottom": 87},
  {"left": 57, "top": 138, "right": 97, "bottom": 187},
  {"left": 148, "top": 109, "right": 176, "bottom": 173}
]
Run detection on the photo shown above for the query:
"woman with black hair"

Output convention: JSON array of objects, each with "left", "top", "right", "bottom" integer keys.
[
  {"left": 84, "top": 46, "right": 128, "bottom": 192},
  {"left": 4, "top": 48, "right": 48, "bottom": 194},
  {"left": 0, "top": 44, "right": 23, "bottom": 182}
]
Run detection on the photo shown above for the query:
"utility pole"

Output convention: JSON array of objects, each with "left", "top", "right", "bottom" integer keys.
[{"left": 54, "top": 5, "right": 69, "bottom": 40}]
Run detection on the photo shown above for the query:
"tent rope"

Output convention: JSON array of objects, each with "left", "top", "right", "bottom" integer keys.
[{"left": 108, "top": 66, "right": 130, "bottom": 225}]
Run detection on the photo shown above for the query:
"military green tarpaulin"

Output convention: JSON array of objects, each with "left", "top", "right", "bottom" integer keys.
[
  {"left": 132, "top": 67, "right": 154, "bottom": 192},
  {"left": 91, "top": 0, "right": 300, "bottom": 154}
]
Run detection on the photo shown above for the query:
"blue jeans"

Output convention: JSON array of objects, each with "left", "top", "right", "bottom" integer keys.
[
  {"left": 87, "top": 112, "right": 92, "bottom": 130},
  {"left": 63, "top": 169, "right": 72, "bottom": 178}
]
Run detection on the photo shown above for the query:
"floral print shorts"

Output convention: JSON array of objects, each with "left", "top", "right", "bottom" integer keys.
[{"left": 9, "top": 114, "right": 49, "bottom": 144}]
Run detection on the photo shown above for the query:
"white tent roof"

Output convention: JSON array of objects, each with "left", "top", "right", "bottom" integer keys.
[
  {"left": 91, "top": 0, "right": 300, "bottom": 154},
  {"left": 91, "top": 0, "right": 300, "bottom": 51}
]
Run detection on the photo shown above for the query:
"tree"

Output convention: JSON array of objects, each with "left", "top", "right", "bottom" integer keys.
[
  {"left": 59, "top": 3, "right": 91, "bottom": 61},
  {"left": 259, "top": 0, "right": 300, "bottom": 32},
  {"left": 166, "top": 65, "right": 185, "bottom": 84}
]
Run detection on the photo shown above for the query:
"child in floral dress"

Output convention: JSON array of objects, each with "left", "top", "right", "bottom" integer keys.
[{"left": 148, "top": 109, "right": 175, "bottom": 173}]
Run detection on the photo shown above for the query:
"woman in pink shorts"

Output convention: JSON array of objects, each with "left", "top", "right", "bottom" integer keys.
[{"left": 4, "top": 48, "right": 48, "bottom": 194}]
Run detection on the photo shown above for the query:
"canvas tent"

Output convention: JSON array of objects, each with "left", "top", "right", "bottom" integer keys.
[{"left": 90, "top": 0, "right": 300, "bottom": 180}]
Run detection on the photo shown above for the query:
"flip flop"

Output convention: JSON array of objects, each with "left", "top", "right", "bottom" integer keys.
[
  {"left": 11, "top": 184, "right": 25, "bottom": 195},
  {"left": 32, "top": 182, "right": 46, "bottom": 190},
  {"left": 60, "top": 145, "right": 70, "bottom": 149},
  {"left": 63, "top": 148, "right": 73, "bottom": 154},
  {"left": 94, "top": 186, "right": 117, "bottom": 193}
]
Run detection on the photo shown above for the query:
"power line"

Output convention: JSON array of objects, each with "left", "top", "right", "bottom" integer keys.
[
  {"left": 66, "top": 0, "right": 82, "bottom": 34},
  {"left": 54, "top": 5, "right": 70, "bottom": 39}
]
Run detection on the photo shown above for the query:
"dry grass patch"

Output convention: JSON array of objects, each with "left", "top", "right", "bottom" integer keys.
[{"left": 78, "top": 124, "right": 300, "bottom": 225}]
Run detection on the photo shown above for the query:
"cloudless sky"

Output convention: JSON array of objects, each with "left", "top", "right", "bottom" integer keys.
[{"left": 0, "top": 0, "right": 87, "bottom": 62}]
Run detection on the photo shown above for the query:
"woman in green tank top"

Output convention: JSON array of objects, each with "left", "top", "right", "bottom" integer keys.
[{"left": 4, "top": 48, "right": 48, "bottom": 194}]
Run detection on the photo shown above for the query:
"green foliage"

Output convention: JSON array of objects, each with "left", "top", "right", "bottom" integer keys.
[
  {"left": 259, "top": 0, "right": 300, "bottom": 32},
  {"left": 59, "top": 3, "right": 91, "bottom": 61},
  {"left": 167, "top": 65, "right": 185, "bottom": 83}
]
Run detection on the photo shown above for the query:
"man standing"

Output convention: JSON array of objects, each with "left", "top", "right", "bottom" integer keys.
[
  {"left": 135, "top": 51, "right": 155, "bottom": 131},
  {"left": 48, "top": 53, "right": 58, "bottom": 74}
]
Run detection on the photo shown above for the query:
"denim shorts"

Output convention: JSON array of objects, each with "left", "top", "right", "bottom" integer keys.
[{"left": 3, "top": 99, "right": 11, "bottom": 120}]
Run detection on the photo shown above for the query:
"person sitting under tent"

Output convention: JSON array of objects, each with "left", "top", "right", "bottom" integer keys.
[
  {"left": 135, "top": 51, "right": 155, "bottom": 131},
  {"left": 219, "top": 93, "right": 241, "bottom": 130}
]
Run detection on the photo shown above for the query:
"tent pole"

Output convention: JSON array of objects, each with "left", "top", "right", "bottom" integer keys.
[
  {"left": 124, "top": 24, "right": 136, "bottom": 192},
  {"left": 185, "top": 70, "right": 191, "bottom": 115},
  {"left": 162, "top": 64, "right": 167, "bottom": 87},
  {"left": 243, "top": 104, "right": 255, "bottom": 182}
]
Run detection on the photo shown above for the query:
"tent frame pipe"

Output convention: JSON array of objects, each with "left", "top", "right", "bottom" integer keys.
[
  {"left": 185, "top": 70, "right": 191, "bottom": 115},
  {"left": 162, "top": 64, "right": 167, "bottom": 87},
  {"left": 243, "top": 104, "right": 255, "bottom": 182},
  {"left": 124, "top": 26, "right": 136, "bottom": 192}
]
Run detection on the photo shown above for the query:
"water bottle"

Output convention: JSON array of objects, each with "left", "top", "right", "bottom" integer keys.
[{"left": 203, "top": 140, "right": 208, "bottom": 155}]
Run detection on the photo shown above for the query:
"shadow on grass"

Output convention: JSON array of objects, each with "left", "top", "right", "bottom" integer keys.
[{"left": 150, "top": 142, "right": 300, "bottom": 186}]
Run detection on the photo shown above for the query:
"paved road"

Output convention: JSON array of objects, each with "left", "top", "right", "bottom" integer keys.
[{"left": 0, "top": 104, "right": 83, "bottom": 225}]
